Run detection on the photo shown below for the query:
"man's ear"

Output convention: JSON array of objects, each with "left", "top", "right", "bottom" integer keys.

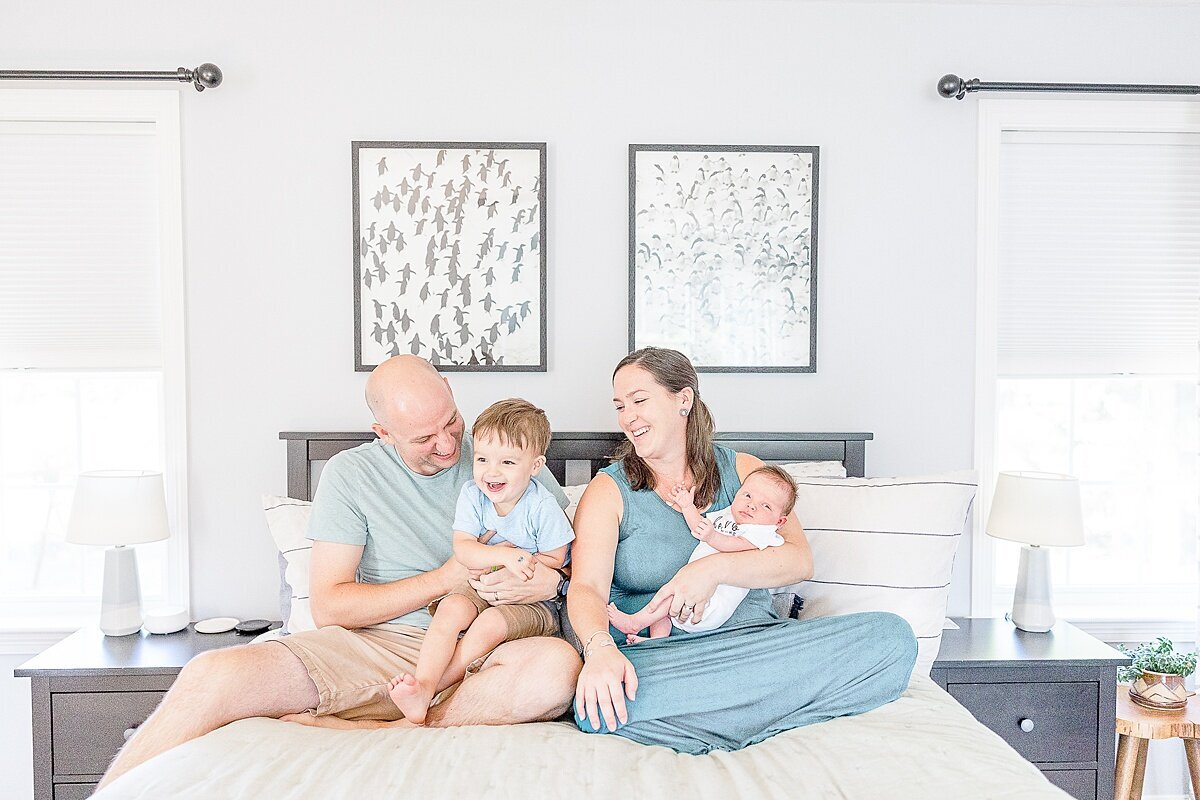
[{"left": 371, "top": 421, "right": 391, "bottom": 443}]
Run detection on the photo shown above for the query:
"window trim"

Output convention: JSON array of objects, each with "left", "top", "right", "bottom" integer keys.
[
  {"left": 0, "top": 89, "right": 188, "bottom": 623},
  {"left": 972, "top": 98, "right": 1200, "bottom": 630}
]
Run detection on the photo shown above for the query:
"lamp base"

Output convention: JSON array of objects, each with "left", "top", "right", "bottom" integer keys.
[
  {"left": 1010, "top": 544, "right": 1056, "bottom": 633},
  {"left": 100, "top": 546, "right": 143, "bottom": 636}
]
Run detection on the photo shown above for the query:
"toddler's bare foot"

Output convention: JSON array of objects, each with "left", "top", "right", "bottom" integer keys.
[
  {"left": 625, "top": 634, "right": 648, "bottom": 645},
  {"left": 387, "top": 673, "right": 434, "bottom": 725},
  {"left": 607, "top": 602, "right": 641, "bottom": 635}
]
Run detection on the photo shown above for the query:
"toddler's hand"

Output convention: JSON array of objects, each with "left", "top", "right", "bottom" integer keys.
[
  {"left": 501, "top": 548, "right": 536, "bottom": 581},
  {"left": 691, "top": 518, "right": 715, "bottom": 542},
  {"left": 669, "top": 484, "right": 696, "bottom": 510}
]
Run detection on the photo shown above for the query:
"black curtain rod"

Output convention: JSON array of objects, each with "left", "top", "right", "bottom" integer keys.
[
  {"left": 0, "top": 63, "right": 223, "bottom": 92},
  {"left": 938, "top": 73, "right": 1199, "bottom": 100}
]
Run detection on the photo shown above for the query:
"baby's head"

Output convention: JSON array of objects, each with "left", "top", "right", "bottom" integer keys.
[
  {"left": 729, "top": 466, "right": 797, "bottom": 528},
  {"left": 471, "top": 398, "right": 551, "bottom": 506}
]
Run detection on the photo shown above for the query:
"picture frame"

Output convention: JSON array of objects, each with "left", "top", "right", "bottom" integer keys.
[
  {"left": 352, "top": 141, "right": 547, "bottom": 372},
  {"left": 628, "top": 144, "right": 819, "bottom": 372}
]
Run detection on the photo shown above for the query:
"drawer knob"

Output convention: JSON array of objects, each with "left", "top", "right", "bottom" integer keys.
[{"left": 1018, "top": 718, "right": 1035, "bottom": 733}]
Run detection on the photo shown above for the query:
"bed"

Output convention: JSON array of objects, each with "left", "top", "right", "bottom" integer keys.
[{"left": 94, "top": 431, "right": 1069, "bottom": 800}]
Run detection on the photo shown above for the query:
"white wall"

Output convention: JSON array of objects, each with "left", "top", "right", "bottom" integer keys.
[
  {"left": 4, "top": 0, "right": 1198, "bottom": 628},
  {"left": 1, "top": 653, "right": 34, "bottom": 800}
]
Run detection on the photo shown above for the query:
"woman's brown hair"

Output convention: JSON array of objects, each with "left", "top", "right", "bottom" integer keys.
[{"left": 612, "top": 347, "right": 720, "bottom": 509}]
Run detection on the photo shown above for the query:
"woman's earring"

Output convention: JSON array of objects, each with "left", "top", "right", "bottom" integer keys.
[{"left": 679, "top": 407, "right": 690, "bottom": 417}]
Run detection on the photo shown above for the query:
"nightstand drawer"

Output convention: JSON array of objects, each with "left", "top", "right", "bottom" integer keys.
[
  {"left": 54, "top": 783, "right": 96, "bottom": 800},
  {"left": 946, "top": 681, "right": 1098, "bottom": 763},
  {"left": 1042, "top": 769, "right": 1096, "bottom": 800},
  {"left": 51, "top": 691, "right": 165, "bottom": 776}
]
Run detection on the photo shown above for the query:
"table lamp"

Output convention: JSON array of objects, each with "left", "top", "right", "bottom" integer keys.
[
  {"left": 66, "top": 470, "right": 170, "bottom": 636},
  {"left": 985, "top": 471, "right": 1085, "bottom": 633}
]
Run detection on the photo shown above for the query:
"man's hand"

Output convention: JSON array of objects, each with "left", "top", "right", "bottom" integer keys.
[{"left": 470, "top": 560, "right": 558, "bottom": 604}]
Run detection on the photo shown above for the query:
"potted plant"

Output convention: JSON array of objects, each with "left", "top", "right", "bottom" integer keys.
[{"left": 1118, "top": 637, "right": 1198, "bottom": 711}]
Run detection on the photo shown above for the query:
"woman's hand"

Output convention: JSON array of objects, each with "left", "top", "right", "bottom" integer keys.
[
  {"left": 575, "top": 642, "right": 638, "bottom": 733},
  {"left": 645, "top": 557, "right": 720, "bottom": 626}
]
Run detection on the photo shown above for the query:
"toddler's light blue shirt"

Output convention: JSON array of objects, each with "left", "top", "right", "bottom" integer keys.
[{"left": 453, "top": 478, "right": 575, "bottom": 555}]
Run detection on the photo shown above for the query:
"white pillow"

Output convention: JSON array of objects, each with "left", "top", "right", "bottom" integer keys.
[
  {"left": 781, "top": 471, "right": 976, "bottom": 676},
  {"left": 563, "top": 484, "right": 587, "bottom": 523},
  {"left": 262, "top": 495, "right": 316, "bottom": 634},
  {"left": 779, "top": 460, "right": 847, "bottom": 479}
]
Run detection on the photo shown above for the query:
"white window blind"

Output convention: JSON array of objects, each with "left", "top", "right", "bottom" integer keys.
[
  {"left": 998, "top": 129, "right": 1200, "bottom": 376},
  {"left": 0, "top": 120, "right": 162, "bottom": 369}
]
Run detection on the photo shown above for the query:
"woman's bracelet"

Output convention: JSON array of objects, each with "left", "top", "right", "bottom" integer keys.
[{"left": 582, "top": 630, "right": 616, "bottom": 659}]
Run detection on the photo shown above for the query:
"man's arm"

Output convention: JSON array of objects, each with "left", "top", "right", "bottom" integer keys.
[{"left": 309, "top": 540, "right": 465, "bottom": 629}]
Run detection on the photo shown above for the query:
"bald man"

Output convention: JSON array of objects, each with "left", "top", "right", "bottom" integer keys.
[{"left": 98, "top": 356, "right": 581, "bottom": 789}]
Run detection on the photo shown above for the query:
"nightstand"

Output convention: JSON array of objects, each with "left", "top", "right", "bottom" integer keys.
[
  {"left": 931, "top": 617, "right": 1129, "bottom": 800},
  {"left": 14, "top": 625, "right": 263, "bottom": 800}
]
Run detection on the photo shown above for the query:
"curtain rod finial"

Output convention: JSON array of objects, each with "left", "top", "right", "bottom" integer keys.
[
  {"left": 939, "top": 74, "right": 980, "bottom": 100},
  {"left": 183, "top": 63, "right": 222, "bottom": 92},
  {"left": 938, "top": 74, "right": 964, "bottom": 100},
  {"left": 194, "top": 63, "right": 222, "bottom": 91}
]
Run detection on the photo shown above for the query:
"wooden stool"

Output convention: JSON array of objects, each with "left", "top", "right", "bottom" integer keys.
[{"left": 1115, "top": 684, "right": 1200, "bottom": 800}]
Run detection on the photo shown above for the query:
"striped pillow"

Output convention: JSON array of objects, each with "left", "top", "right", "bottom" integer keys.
[
  {"left": 784, "top": 471, "right": 976, "bottom": 676},
  {"left": 262, "top": 495, "right": 316, "bottom": 634}
]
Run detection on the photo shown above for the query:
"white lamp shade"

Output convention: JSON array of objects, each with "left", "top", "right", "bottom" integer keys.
[
  {"left": 986, "top": 471, "right": 1085, "bottom": 548},
  {"left": 66, "top": 470, "right": 170, "bottom": 546}
]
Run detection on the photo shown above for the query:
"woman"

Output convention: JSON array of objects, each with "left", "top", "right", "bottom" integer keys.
[{"left": 568, "top": 347, "right": 916, "bottom": 753}]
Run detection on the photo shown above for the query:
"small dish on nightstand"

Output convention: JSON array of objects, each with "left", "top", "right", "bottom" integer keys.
[{"left": 194, "top": 617, "right": 240, "bottom": 634}]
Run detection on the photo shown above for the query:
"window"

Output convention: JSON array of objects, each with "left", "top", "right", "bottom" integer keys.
[
  {"left": 0, "top": 91, "right": 187, "bottom": 629},
  {"left": 974, "top": 100, "right": 1200, "bottom": 641}
]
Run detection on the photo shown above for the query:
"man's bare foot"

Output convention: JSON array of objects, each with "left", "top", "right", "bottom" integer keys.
[
  {"left": 607, "top": 602, "right": 642, "bottom": 635},
  {"left": 278, "top": 713, "right": 413, "bottom": 731},
  {"left": 387, "top": 673, "right": 434, "bottom": 725}
]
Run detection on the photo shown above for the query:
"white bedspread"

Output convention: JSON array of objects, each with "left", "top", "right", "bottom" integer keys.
[{"left": 96, "top": 675, "right": 1068, "bottom": 799}]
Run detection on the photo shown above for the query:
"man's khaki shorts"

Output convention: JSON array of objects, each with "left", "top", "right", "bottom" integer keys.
[
  {"left": 430, "top": 580, "right": 559, "bottom": 640},
  {"left": 274, "top": 623, "right": 471, "bottom": 721}
]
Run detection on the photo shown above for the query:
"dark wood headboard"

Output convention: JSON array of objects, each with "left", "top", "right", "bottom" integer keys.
[{"left": 279, "top": 432, "right": 872, "bottom": 501}]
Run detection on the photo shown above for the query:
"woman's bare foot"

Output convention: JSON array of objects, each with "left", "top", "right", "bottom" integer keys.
[
  {"left": 387, "top": 673, "right": 435, "bottom": 725},
  {"left": 607, "top": 602, "right": 642, "bottom": 635}
]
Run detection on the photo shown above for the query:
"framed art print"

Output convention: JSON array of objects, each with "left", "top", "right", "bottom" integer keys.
[
  {"left": 629, "top": 144, "right": 818, "bottom": 372},
  {"left": 352, "top": 141, "right": 547, "bottom": 371}
]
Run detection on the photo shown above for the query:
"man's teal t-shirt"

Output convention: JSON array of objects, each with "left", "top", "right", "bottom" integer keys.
[{"left": 305, "top": 430, "right": 569, "bottom": 628}]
